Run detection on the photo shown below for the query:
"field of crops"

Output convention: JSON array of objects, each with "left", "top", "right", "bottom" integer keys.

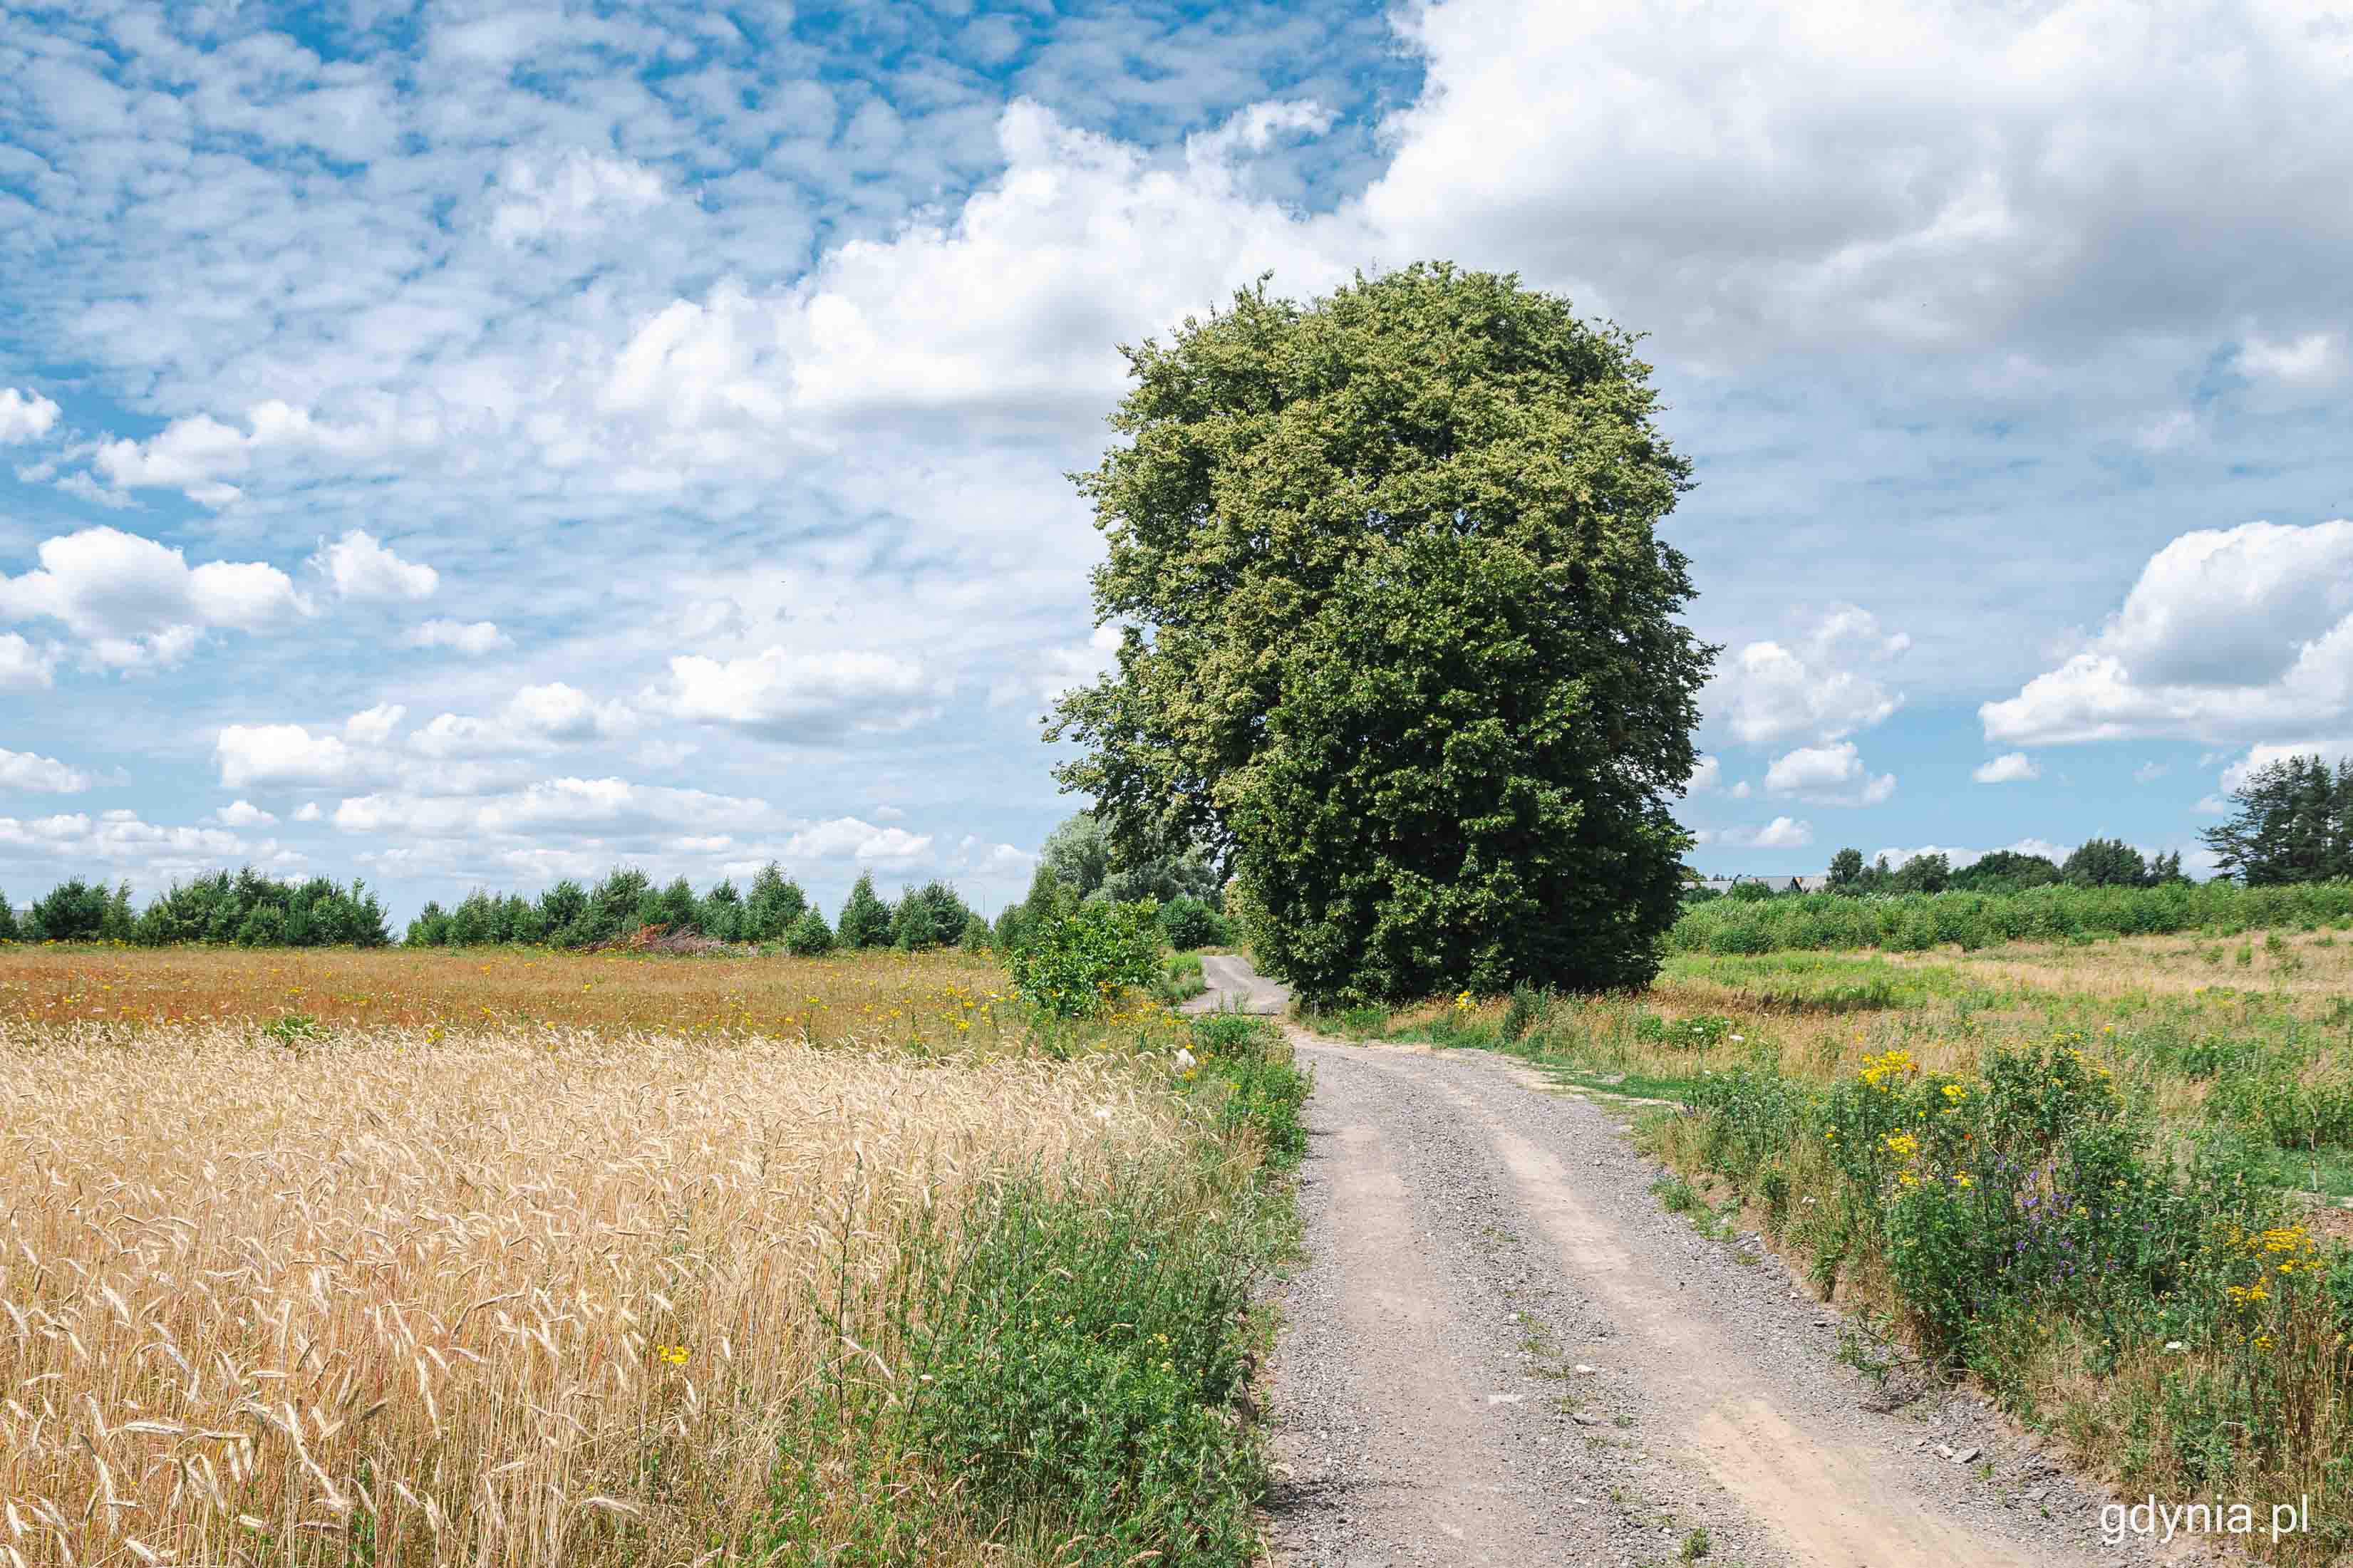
[
  {"left": 0, "top": 946, "right": 1303, "bottom": 1567},
  {"left": 1360, "top": 923, "right": 2353, "bottom": 1564}
]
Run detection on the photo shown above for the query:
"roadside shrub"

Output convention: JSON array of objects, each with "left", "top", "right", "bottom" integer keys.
[
  {"left": 1500, "top": 982, "right": 1546, "bottom": 1042},
  {"left": 783, "top": 908, "right": 835, "bottom": 957},
  {"left": 893, "top": 1167, "right": 1267, "bottom": 1566},
  {"left": 1008, "top": 900, "right": 1163, "bottom": 1017},
  {"left": 1157, "top": 895, "right": 1230, "bottom": 952}
]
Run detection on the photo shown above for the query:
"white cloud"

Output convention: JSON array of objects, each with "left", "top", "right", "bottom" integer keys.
[
  {"left": 0, "top": 633, "right": 56, "bottom": 692},
  {"left": 343, "top": 704, "right": 408, "bottom": 746},
  {"left": 782, "top": 816, "right": 932, "bottom": 861},
  {"left": 0, "top": 526, "right": 309, "bottom": 667},
  {"left": 489, "top": 150, "right": 666, "bottom": 247},
  {"left": 2193, "top": 794, "right": 2228, "bottom": 816},
  {"left": 657, "top": 648, "right": 934, "bottom": 739},
  {"left": 310, "top": 529, "right": 439, "bottom": 601},
  {"left": 0, "top": 387, "right": 61, "bottom": 444},
  {"left": 331, "top": 777, "right": 767, "bottom": 838},
  {"left": 1972, "top": 752, "right": 2041, "bottom": 784},
  {"left": 403, "top": 618, "right": 512, "bottom": 655},
  {"left": 1699, "top": 816, "right": 1815, "bottom": 849},
  {"left": 2236, "top": 331, "right": 2345, "bottom": 395},
  {"left": 0, "top": 810, "right": 247, "bottom": 867},
  {"left": 2133, "top": 761, "right": 2170, "bottom": 784},
  {"left": 0, "top": 748, "right": 95, "bottom": 794},
  {"left": 1764, "top": 741, "right": 1896, "bottom": 805},
  {"left": 208, "top": 799, "right": 277, "bottom": 827},
  {"left": 408, "top": 684, "right": 633, "bottom": 758},
  {"left": 1712, "top": 606, "right": 1908, "bottom": 747},
  {"left": 1984, "top": 519, "right": 2353, "bottom": 744},
  {"left": 215, "top": 725, "right": 358, "bottom": 789},
  {"left": 292, "top": 801, "right": 323, "bottom": 823},
  {"left": 1686, "top": 754, "right": 1721, "bottom": 792}
]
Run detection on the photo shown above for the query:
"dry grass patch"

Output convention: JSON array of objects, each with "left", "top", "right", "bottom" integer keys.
[
  {"left": 0, "top": 945, "right": 1036, "bottom": 1043},
  {"left": 0, "top": 1019, "right": 1183, "bottom": 1566}
]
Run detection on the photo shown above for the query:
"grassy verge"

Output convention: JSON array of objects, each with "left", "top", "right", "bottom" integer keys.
[
  {"left": 1319, "top": 947, "right": 2353, "bottom": 1564},
  {"left": 758, "top": 1011, "right": 1307, "bottom": 1567}
]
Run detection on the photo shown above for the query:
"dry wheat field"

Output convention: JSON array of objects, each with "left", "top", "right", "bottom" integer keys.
[{"left": 0, "top": 946, "right": 1245, "bottom": 1568}]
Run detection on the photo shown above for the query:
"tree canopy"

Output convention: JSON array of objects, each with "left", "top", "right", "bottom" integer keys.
[
  {"left": 1048, "top": 263, "right": 1712, "bottom": 1004},
  {"left": 2201, "top": 754, "right": 2353, "bottom": 884}
]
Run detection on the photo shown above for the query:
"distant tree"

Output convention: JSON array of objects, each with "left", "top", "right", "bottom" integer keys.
[
  {"left": 1045, "top": 264, "right": 1710, "bottom": 1005},
  {"left": 1949, "top": 850, "right": 2061, "bottom": 893},
  {"left": 1158, "top": 894, "right": 1230, "bottom": 950},
  {"left": 1036, "top": 810, "right": 1225, "bottom": 908},
  {"left": 783, "top": 908, "right": 834, "bottom": 956},
  {"left": 25, "top": 877, "right": 115, "bottom": 942},
  {"left": 958, "top": 912, "right": 992, "bottom": 951},
  {"left": 1729, "top": 880, "right": 1777, "bottom": 903},
  {"left": 1827, "top": 848, "right": 1865, "bottom": 889},
  {"left": 2063, "top": 837, "right": 2148, "bottom": 888},
  {"left": 0, "top": 889, "right": 15, "bottom": 943},
  {"left": 837, "top": 873, "right": 894, "bottom": 949},
  {"left": 2201, "top": 754, "right": 2353, "bottom": 884},
  {"left": 1891, "top": 852, "right": 1952, "bottom": 895},
  {"left": 537, "top": 878, "right": 589, "bottom": 937},
  {"left": 744, "top": 863, "right": 807, "bottom": 941},
  {"left": 889, "top": 881, "right": 976, "bottom": 951},
  {"left": 699, "top": 878, "right": 745, "bottom": 942},
  {"left": 652, "top": 876, "right": 699, "bottom": 932}
]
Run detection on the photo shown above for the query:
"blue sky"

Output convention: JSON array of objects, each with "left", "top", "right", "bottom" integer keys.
[{"left": 2, "top": 0, "right": 2349, "bottom": 923}]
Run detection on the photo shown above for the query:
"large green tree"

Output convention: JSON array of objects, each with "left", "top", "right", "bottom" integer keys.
[
  {"left": 1047, "top": 264, "right": 1713, "bottom": 1004},
  {"left": 2201, "top": 754, "right": 2353, "bottom": 883}
]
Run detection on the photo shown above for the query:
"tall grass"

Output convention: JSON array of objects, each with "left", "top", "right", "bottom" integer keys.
[
  {"left": 1670, "top": 881, "right": 2353, "bottom": 956},
  {"left": 0, "top": 989, "right": 1301, "bottom": 1565}
]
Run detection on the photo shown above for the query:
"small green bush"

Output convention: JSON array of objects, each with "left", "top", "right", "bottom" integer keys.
[
  {"left": 1008, "top": 900, "right": 1163, "bottom": 1017},
  {"left": 1157, "top": 895, "right": 1231, "bottom": 952},
  {"left": 837, "top": 873, "right": 894, "bottom": 950},
  {"left": 783, "top": 908, "right": 835, "bottom": 957}
]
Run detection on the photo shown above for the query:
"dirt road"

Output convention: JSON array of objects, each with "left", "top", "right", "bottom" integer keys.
[{"left": 1190, "top": 960, "right": 2188, "bottom": 1567}]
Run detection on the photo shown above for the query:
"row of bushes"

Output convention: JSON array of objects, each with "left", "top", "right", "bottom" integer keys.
[
  {"left": 1667, "top": 880, "right": 2353, "bottom": 955},
  {"left": 403, "top": 868, "right": 984, "bottom": 955},
  {"left": 0, "top": 871, "right": 393, "bottom": 947}
]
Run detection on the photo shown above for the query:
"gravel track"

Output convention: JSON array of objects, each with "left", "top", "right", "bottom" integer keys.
[{"left": 1211, "top": 955, "right": 2212, "bottom": 1567}]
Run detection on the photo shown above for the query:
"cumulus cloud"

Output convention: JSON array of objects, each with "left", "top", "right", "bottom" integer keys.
[
  {"left": 1698, "top": 816, "right": 1814, "bottom": 850},
  {"left": 0, "top": 748, "right": 96, "bottom": 793},
  {"left": 656, "top": 648, "right": 934, "bottom": 739},
  {"left": 1972, "top": 752, "right": 2041, "bottom": 784},
  {"left": 0, "top": 387, "right": 61, "bottom": 444},
  {"left": 1983, "top": 519, "right": 2353, "bottom": 744},
  {"left": 310, "top": 529, "right": 439, "bottom": 601},
  {"left": 1876, "top": 838, "right": 2072, "bottom": 871},
  {"left": 403, "top": 618, "right": 512, "bottom": 655},
  {"left": 408, "top": 684, "right": 634, "bottom": 758},
  {"left": 215, "top": 725, "right": 358, "bottom": 789},
  {"left": 782, "top": 816, "right": 933, "bottom": 861},
  {"left": 0, "top": 809, "right": 248, "bottom": 867},
  {"left": 1712, "top": 606, "right": 1909, "bottom": 748},
  {"left": 343, "top": 704, "right": 408, "bottom": 746},
  {"left": 331, "top": 777, "right": 767, "bottom": 838},
  {"left": 208, "top": 799, "right": 277, "bottom": 826},
  {"left": 1764, "top": 741, "right": 1896, "bottom": 806},
  {"left": 0, "top": 633, "right": 56, "bottom": 692},
  {"left": 1687, "top": 754, "right": 1721, "bottom": 792},
  {"left": 0, "top": 526, "right": 309, "bottom": 667}
]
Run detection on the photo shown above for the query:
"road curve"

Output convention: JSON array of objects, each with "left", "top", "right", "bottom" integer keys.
[{"left": 1184, "top": 951, "right": 1294, "bottom": 1015}]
